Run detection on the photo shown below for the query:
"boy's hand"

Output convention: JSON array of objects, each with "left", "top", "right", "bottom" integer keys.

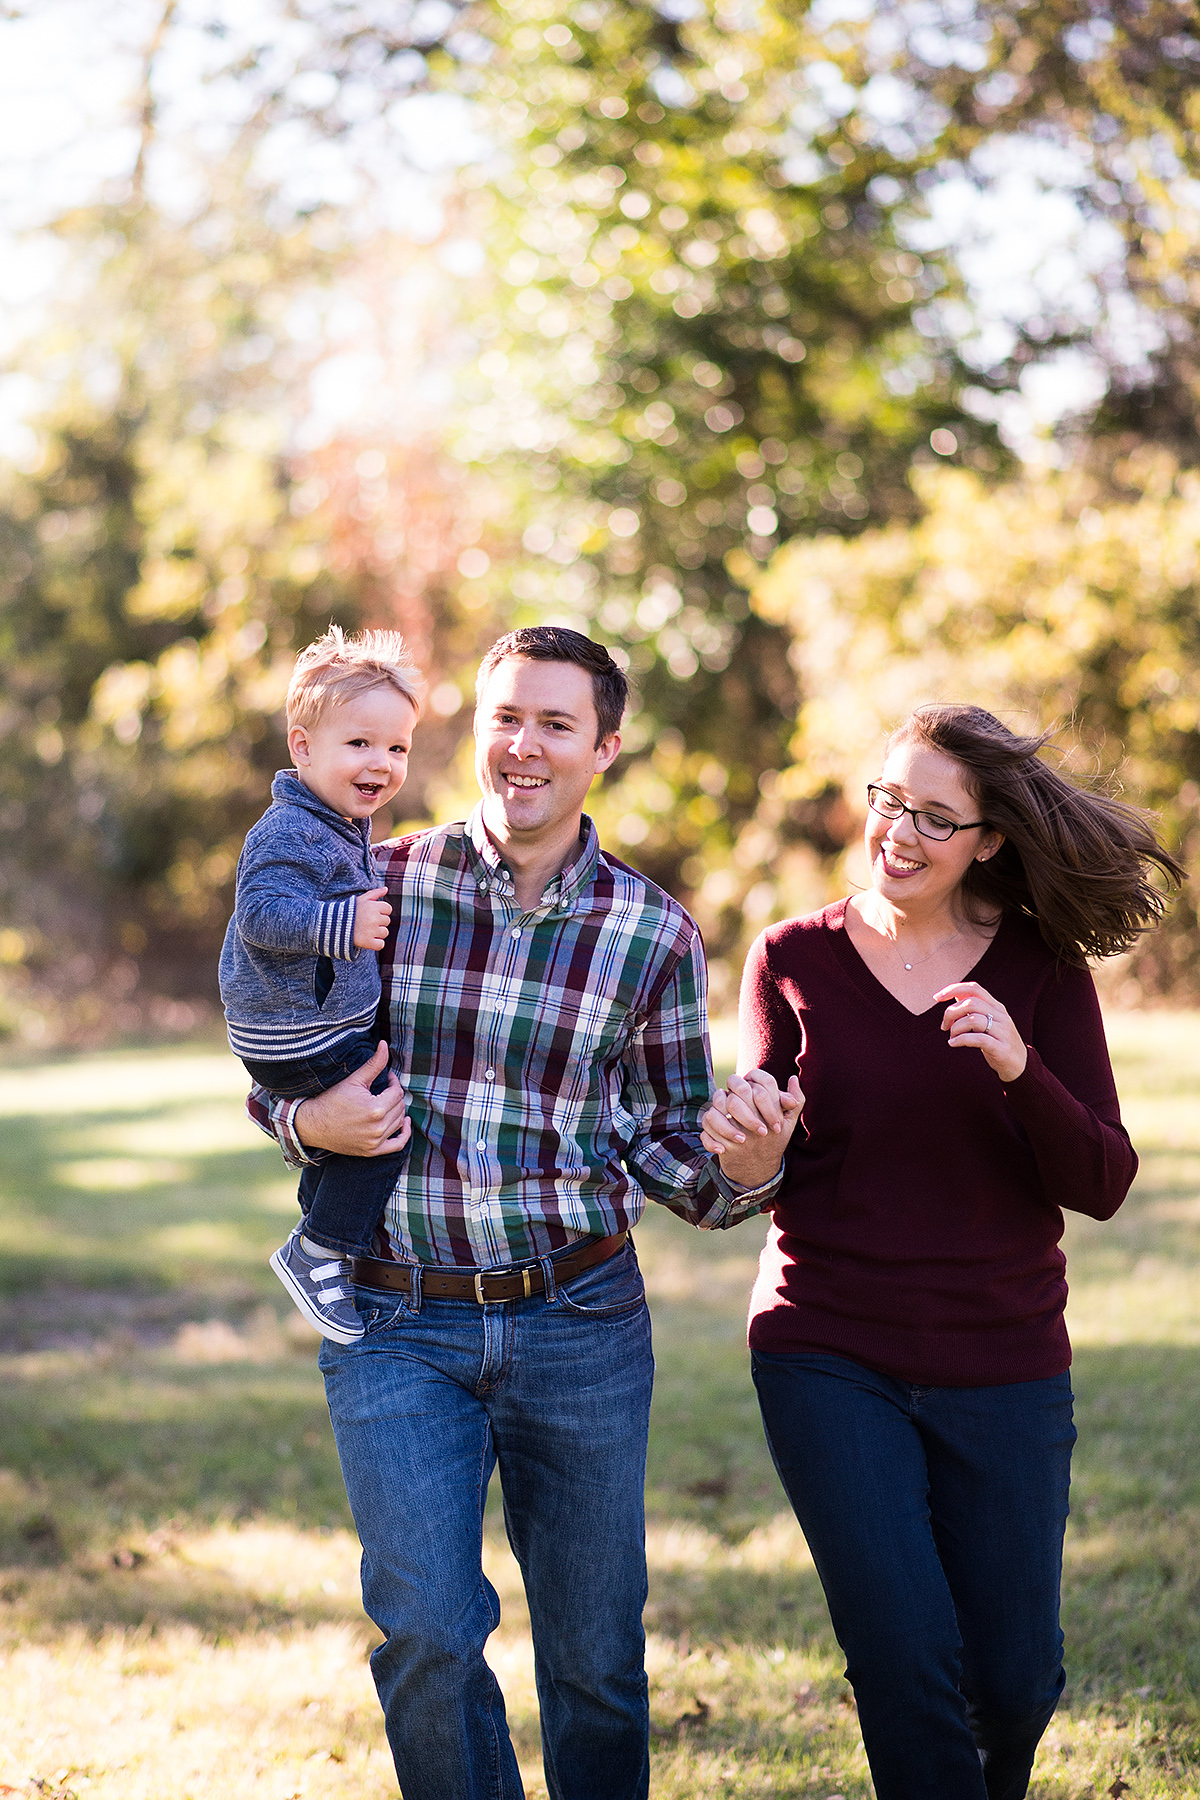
[
  {"left": 353, "top": 886, "right": 392, "bottom": 951},
  {"left": 295, "top": 1040, "right": 410, "bottom": 1157}
]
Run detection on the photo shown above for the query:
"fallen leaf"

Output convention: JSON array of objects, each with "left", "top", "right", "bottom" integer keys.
[{"left": 1109, "top": 1781, "right": 1132, "bottom": 1797}]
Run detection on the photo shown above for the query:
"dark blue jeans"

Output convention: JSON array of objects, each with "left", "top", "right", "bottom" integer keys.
[
  {"left": 243, "top": 1030, "right": 404, "bottom": 1257},
  {"left": 318, "top": 1240, "right": 654, "bottom": 1800},
  {"left": 752, "top": 1350, "right": 1075, "bottom": 1800}
]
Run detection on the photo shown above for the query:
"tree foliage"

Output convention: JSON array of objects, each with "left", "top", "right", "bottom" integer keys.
[
  {"left": 3, "top": 0, "right": 1199, "bottom": 1037},
  {"left": 0, "top": 188, "right": 484, "bottom": 1042},
  {"left": 739, "top": 452, "right": 1199, "bottom": 996},
  {"left": 456, "top": 0, "right": 1003, "bottom": 898},
  {"left": 870, "top": 0, "right": 1200, "bottom": 462}
]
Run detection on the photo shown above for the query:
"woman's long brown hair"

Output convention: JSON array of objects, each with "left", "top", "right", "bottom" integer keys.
[{"left": 891, "top": 705, "right": 1185, "bottom": 964}]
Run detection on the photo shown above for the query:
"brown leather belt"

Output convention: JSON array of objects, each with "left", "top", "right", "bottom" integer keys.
[{"left": 350, "top": 1230, "right": 628, "bottom": 1303}]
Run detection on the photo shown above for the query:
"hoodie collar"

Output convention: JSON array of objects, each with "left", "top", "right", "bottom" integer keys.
[{"left": 270, "top": 769, "right": 371, "bottom": 842}]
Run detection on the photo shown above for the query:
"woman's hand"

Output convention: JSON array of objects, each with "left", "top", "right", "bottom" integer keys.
[
  {"left": 700, "top": 1069, "right": 805, "bottom": 1189},
  {"left": 935, "top": 981, "right": 1027, "bottom": 1083},
  {"left": 294, "top": 1040, "right": 412, "bottom": 1156}
]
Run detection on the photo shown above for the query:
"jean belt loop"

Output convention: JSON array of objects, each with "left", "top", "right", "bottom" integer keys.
[
  {"left": 538, "top": 1253, "right": 558, "bottom": 1303},
  {"left": 409, "top": 1261, "right": 423, "bottom": 1315}
]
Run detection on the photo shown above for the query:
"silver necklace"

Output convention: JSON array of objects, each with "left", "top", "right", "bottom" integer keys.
[{"left": 891, "top": 927, "right": 964, "bottom": 972}]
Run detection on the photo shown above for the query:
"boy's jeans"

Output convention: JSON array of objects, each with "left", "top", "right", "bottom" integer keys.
[
  {"left": 243, "top": 1030, "right": 403, "bottom": 1256},
  {"left": 318, "top": 1240, "right": 654, "bottom": 1800}
]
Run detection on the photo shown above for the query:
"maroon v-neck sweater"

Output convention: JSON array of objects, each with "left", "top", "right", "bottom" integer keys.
[{"left": 743, "top": 899, "right": 1135, "bottom": 1386}]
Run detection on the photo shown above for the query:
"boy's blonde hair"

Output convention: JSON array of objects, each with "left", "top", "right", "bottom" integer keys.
[{"left": 286, "top": 625, "right": 422, "bottom": 729}]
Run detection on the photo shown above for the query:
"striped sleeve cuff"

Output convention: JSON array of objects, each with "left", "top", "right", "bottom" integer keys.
[
  {"left": 276, "top": 1095, "right": 324, "bottom": 1166},
  {"left": 316, "top": 895, "right": 360, "bottom": 960},
  {"left": 715, "top": 1165, "right": 783, "bottom": 1205}
]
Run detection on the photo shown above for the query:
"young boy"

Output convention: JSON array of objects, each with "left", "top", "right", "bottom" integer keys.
[{"left": 219, "top": 625, "right": 420, "bottom": 1343}]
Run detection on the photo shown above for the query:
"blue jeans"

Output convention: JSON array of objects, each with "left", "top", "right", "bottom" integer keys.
[
  {"left": 752, "top": 1351, "right": 1075, "bottom": 1800},
  {"left": 318, "top": 1241, "right": 654, "bottom": 1800},
  {"left": 244, "top": 1031, "right": 404, "bottom": 1257}
]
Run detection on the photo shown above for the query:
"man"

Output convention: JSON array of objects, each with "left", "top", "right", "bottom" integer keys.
[{"left": 251, "top": 626, "right": 800, "bottom": 1800}]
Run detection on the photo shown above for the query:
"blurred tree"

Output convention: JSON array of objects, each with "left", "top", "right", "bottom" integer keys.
[
  {"left": 869, "top": 0, "right": 1200, "bottom": 465},
  {"left": 739, "top": 451, "right": 1199, "bottom": 996},
  {"left": 6, "top": 0, "right": 1200, "bottom": 1035},
  {"left": 0, "top": 195, "right": 482, "bottom": 1043},
  {"left": 455, "top": 0, "right": 1005, "bottom": 900}
]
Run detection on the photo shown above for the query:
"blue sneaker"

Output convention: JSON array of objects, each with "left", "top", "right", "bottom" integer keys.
[{"left": 270, "top": 1228, "right": 364, "bottom": 1343}]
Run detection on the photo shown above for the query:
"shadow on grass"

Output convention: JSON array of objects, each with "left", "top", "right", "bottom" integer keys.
[
  {"left": 0, "top": 1101, "right": 289, "bottom": 1296},
  {"left": 0, "top": 1350, "right": 348, "bottom": 1541}
]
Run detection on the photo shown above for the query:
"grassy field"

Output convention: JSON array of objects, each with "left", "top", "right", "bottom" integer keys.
[{"left": 0, "top": 1014, "right": 1198, "bottom": 1798}]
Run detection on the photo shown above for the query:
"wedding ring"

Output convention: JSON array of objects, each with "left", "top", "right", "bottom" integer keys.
[{"left": 984, "top": 1013, "right": 992, "bottom": 1032}]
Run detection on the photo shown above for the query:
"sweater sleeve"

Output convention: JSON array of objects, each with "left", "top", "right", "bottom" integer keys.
[
  {"left": 738, "top": 929, "right": 806, "bottom": 1091},
  {"left": 237, "top": 838, "right": 361, "bottom": 961},
  {"left": 1002, "top": 961, "right": 1136, "bottom": 1221}
]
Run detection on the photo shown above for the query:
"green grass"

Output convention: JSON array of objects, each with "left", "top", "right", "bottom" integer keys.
[{"left": 0, "top": 1019, "right": 1198, "bottom": 1796}]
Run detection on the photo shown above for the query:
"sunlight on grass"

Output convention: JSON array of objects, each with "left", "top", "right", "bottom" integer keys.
[
  {"left": 0, "top": 1019, "right": 1199, "bottom": 1796},
  {"left": 52, "top": 1158, "right": 191, "bottom": 1190}
]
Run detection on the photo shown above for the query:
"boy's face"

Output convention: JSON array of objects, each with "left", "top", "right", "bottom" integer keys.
[{"left": 288, "top": 685, "right": 416, "bottom": 821}]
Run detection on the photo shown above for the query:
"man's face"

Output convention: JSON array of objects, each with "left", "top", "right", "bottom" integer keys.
[{"left": 474, "top": 657, "right": 620, "bottom": 842}]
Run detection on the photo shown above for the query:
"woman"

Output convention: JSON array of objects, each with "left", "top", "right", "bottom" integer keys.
[{"left": 702, "top": 704, "right": 1182, "bottom": 1800}]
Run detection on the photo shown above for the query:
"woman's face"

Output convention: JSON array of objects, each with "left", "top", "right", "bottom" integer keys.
[{"left": 865, "top": 738, "right": 1004, "bottom": 914}]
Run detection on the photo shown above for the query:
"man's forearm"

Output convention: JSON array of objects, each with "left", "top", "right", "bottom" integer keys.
[
  {"left": 717, "top": 1141, "right": 785, "bottom": 1190},
  {"left": 291, "top": 1061, "right": 410, "bottom": 1157}
]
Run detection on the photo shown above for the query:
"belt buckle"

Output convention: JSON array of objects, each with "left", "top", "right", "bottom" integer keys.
[{"left": 474, "top": 1271, "right": 487, "bottom": 1304}]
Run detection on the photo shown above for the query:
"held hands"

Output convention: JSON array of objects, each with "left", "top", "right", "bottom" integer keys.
[
  {"left": 700, "top": 1070, "right": 805, "bottom": 1189},
  {"left": 294, "top": 1040, "right": 411, "bottom": 1158},
  {"left": 353, "top": 886, "right": 392, "bottom": 951},
  {"left": 935, "top": 980, "right": 1028, "bottom": 1083}
]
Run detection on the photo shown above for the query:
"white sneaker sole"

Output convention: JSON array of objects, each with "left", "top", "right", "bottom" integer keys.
[{"left": 270, "top": 1246, "right": 364, "bottom": 1344}]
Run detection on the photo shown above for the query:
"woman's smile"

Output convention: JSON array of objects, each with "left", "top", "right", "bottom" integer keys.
[{"left": 879, "top": 844, "right": 926, "bottom": 877}]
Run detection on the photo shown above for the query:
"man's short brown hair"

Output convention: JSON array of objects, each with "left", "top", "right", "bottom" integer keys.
[{"left": 475, "top": 627, "right": 627, "bottom": 746}]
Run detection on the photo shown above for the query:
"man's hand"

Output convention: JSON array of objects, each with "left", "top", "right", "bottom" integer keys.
[
  {"left": 294, "top": 1040, "right": 411, "bottom": 1157},
  {"left": 353, "top": 887, "right": 393, "bottom": 951},
  {"left": 700, "top": 1069, "right": 804, "bottom": 1189}
]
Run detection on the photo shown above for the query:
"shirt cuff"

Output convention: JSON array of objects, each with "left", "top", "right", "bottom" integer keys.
[
  {"left": 276, "top": 1094, "right": 325, "bottom": 1166},
  {"left": 714, "top": 1164, "right": 784, "bottom": 1204}
]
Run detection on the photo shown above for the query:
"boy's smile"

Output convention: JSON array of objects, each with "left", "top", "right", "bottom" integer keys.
[{"left": 288, "top": 685, "right": 417, "bottom": 821}]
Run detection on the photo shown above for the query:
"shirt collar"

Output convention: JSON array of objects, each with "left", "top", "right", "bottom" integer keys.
[{"left": 464, "top": 803, "right": 601, "bottom": 914}]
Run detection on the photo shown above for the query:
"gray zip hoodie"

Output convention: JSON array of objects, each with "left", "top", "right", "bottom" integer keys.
[{"left": 219, "top": 769, "right": 383, "bottom": 1061}]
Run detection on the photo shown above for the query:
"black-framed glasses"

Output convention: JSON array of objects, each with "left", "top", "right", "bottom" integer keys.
[{"left": 866, "top": 784, "right": 988, "bottom": 843}]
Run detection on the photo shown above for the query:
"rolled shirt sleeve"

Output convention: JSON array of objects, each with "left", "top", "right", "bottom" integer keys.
[{"left": 621, "top": 928, "right": 783, "bottom": 1230}]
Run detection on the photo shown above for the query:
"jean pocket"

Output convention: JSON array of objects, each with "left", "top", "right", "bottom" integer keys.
[
  {"left": 353, "top": 1285, "right": 413, "bottom": 1334},
  {"left": 556, "top": 1244, "right": 647, "bottom": 1318}
]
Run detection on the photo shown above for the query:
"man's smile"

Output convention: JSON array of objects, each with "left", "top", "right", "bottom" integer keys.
[{"left": 504, "top": 772, "right": 550, "bottom": 790}]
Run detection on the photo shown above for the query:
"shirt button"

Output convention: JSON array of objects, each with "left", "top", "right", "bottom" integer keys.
[
  {"left": 511, "top": 927, "right": 522, "bottom": 940},
  {"left": 484, "top": 1068, "right": 495, "bottom": 1081},
  {"left": 476, "top": 1139, "right": 487, "bottom": 1151}
]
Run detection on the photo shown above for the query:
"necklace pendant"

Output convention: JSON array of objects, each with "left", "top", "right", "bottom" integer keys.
[{"left": 904, "top": 962, "right": 912, "bottom": 971}]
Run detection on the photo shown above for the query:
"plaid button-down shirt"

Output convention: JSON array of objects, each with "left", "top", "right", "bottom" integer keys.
[{"left": 248, "top": 806, "right": 780, "bottom": 1267}]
